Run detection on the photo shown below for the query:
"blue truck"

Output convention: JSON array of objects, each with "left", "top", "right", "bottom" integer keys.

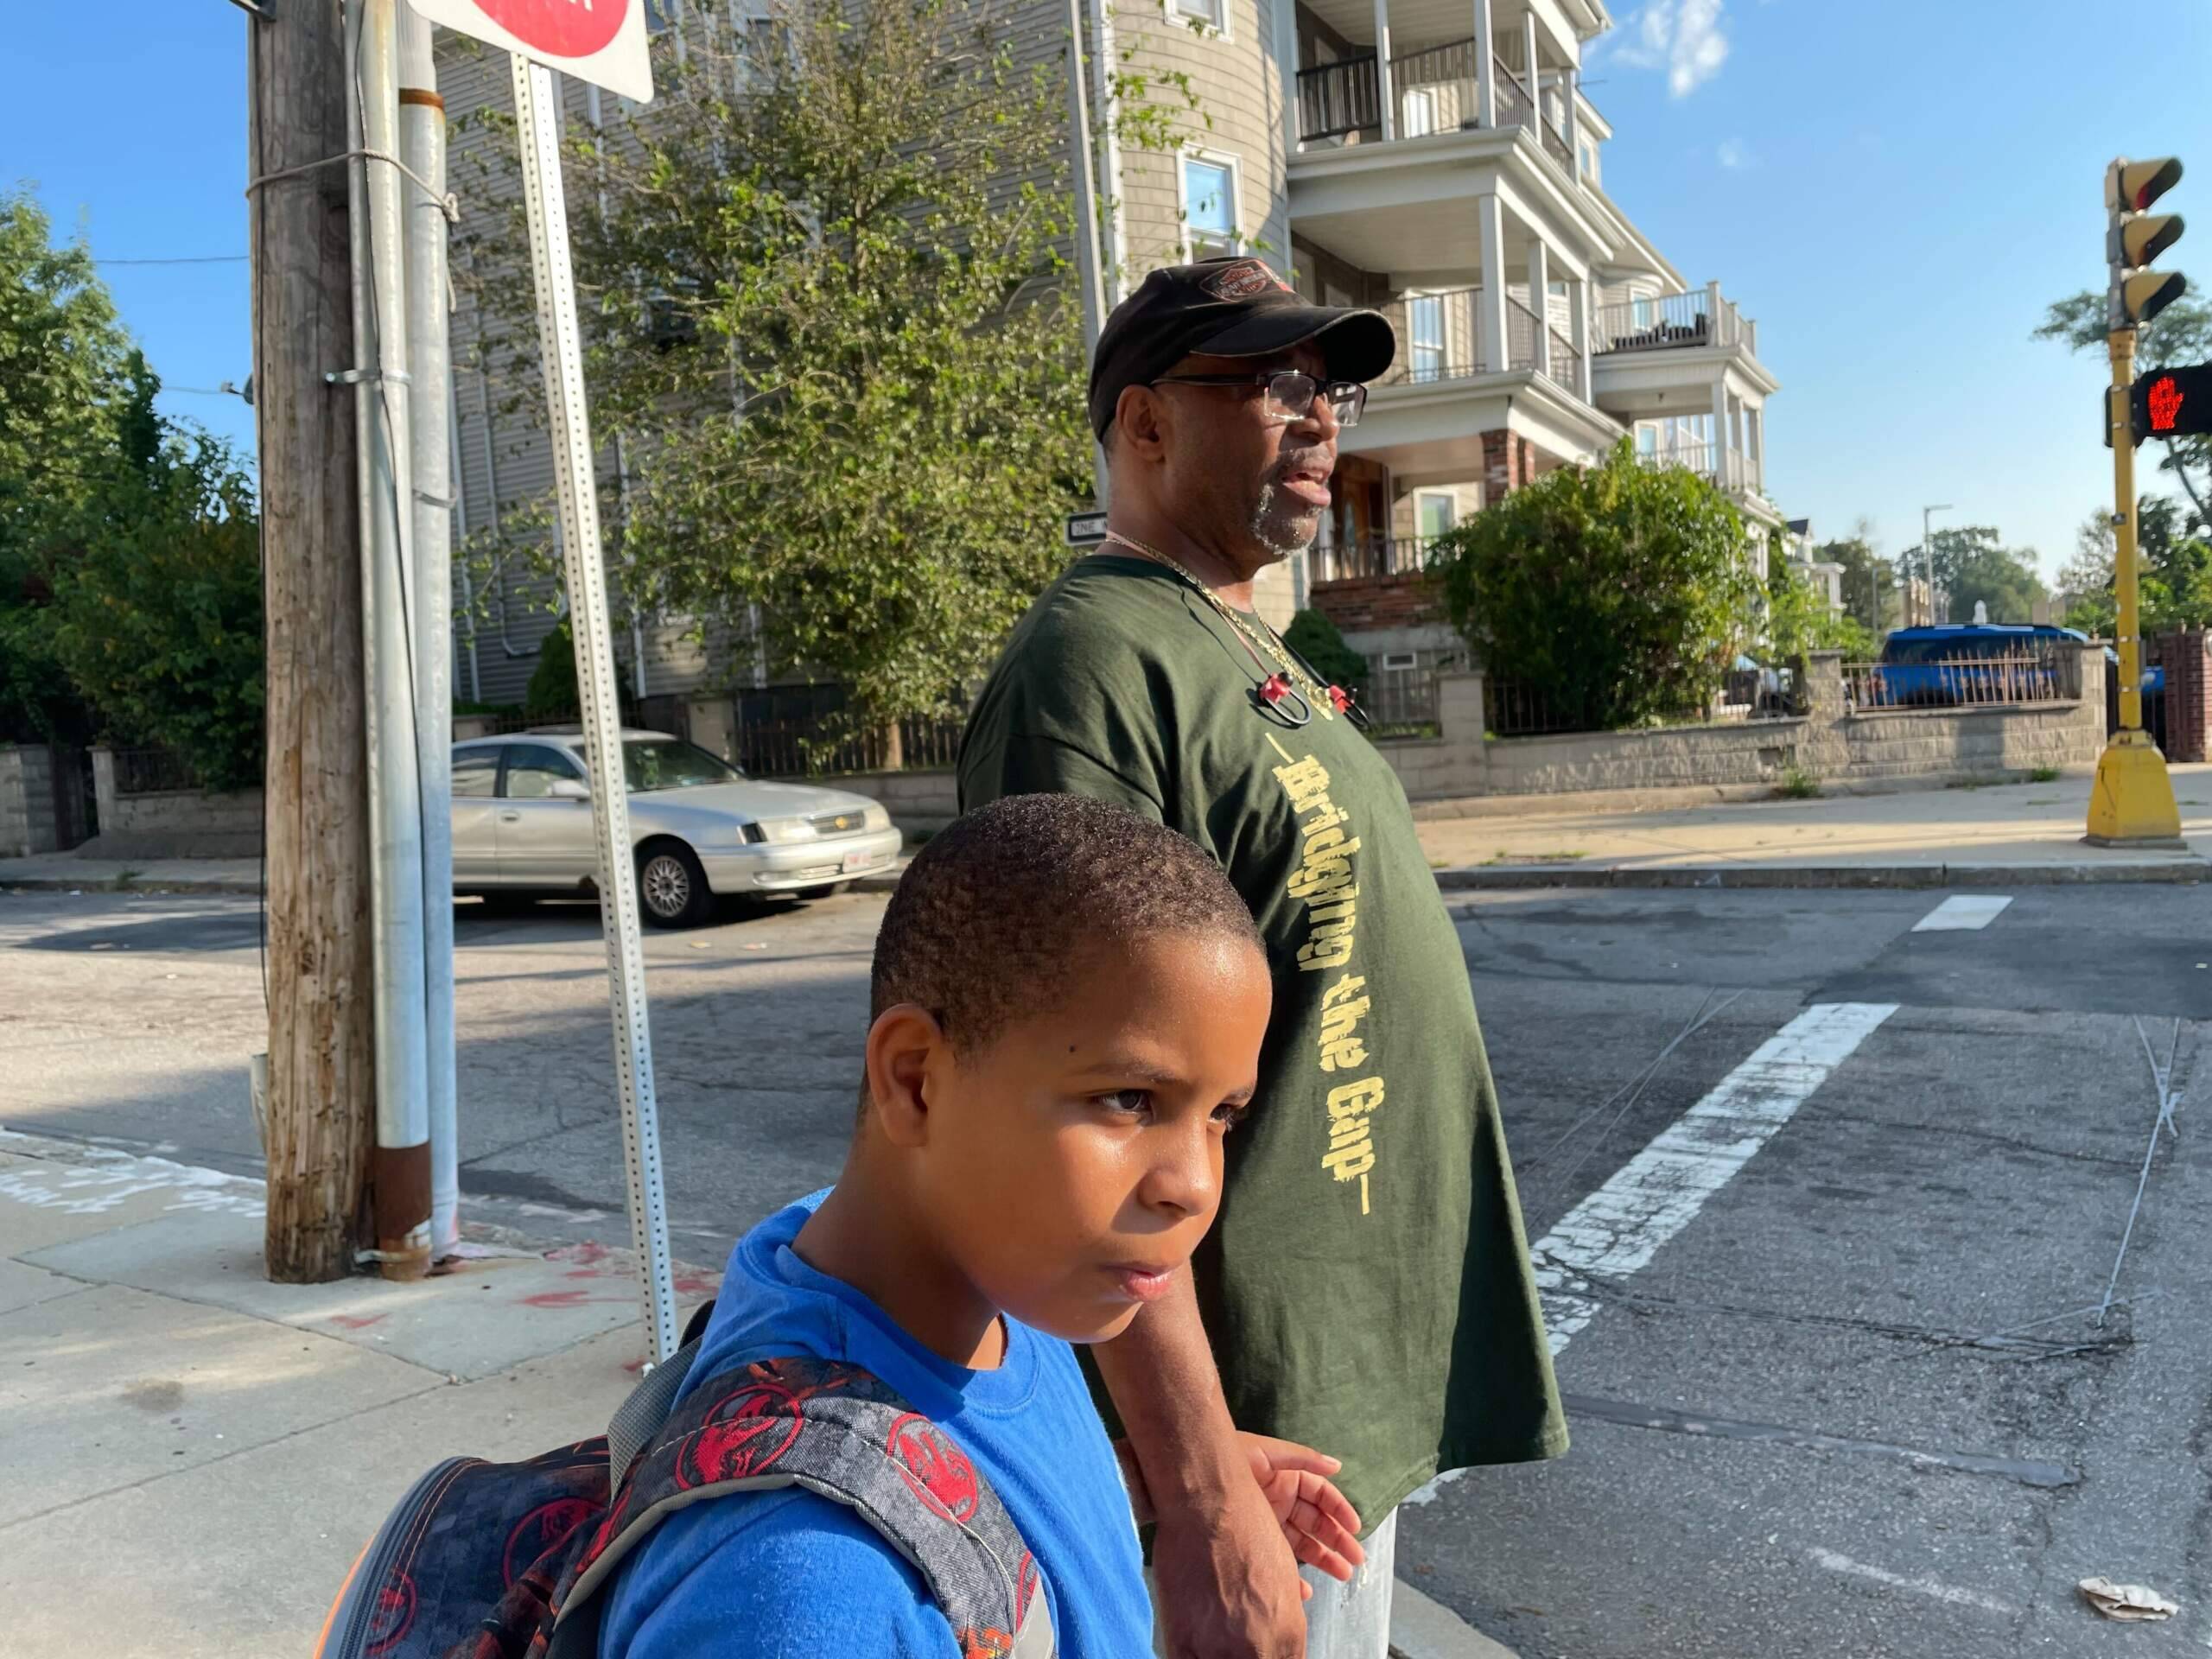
[{"left": 1858, "top": 624, "right": 2160, "bottom": 709}]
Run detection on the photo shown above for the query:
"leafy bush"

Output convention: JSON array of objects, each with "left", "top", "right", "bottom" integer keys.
[
  {"left": 1281, "top": 608, "right": 1368, "bottom": 693},
  {"left": 44, "top": 435, "right": 264, "bottom": 791},
  {"left": 1428, "top": 441, "right": 1756, "bottom": 730},
  {"left": 524, "top": 616, "right": 629, "bottom": 720}
]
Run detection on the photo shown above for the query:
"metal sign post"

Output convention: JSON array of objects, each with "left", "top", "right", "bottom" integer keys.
[{"left": 509, "top": 52, "right": 678, "bottom": 1362}]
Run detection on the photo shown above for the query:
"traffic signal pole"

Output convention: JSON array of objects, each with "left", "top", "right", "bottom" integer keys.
[{"left": 2088, "top": 156, "right": 2185, "bottom": 848}]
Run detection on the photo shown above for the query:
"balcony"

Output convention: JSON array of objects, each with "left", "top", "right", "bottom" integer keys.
[
  {"left": 1376, "top": 286, "right": 1581, "bottom": 392},
  {"left": 1592, "top": 286, "right": 1758, "bottom": 359},
  {"left": 1635, "top": 442, "right": 1761, "bottom": 498},
  {"left": 1295, "top": 42, "right": 1571, "bottom": 168},
  {"left": 1312, "top": 536, "right": 1440, "bottom": 583}
]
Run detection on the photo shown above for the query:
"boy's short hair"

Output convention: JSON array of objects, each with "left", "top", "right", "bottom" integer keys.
[{"left": 872, "top": 793, "right": 1263, "bottom": 1054}]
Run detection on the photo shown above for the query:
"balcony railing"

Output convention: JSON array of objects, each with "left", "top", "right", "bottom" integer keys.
[
  {"left": 1295, "top": 37, "right": 1580, "bottom": 162},
  {"left": 1296, "top": 53, "right": 1381, "bottom": 143},
  {"left": 1592, "top": 286, "right": 1753, "bottom": 356},
  {"left": 1381, "top": 287, "right": 1490, "bottom": 385},
  {"left": 1312, "top": 536, "right": 1440, "bottom": 583},
  {"left": 1376, "top": 288, "right": 1587, "bottom": 391},
  {"left": 1635, "top": 442, "right": 1759, "bottom": 493}
]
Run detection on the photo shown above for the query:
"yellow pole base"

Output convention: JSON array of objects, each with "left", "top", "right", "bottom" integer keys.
[{"left": 2084, "top": 730, "right": 2185, "bottom": 848}]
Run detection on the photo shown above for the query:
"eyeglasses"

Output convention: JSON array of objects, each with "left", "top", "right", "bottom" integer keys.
[{"left": 1147, "top": 370, "right": 1368, "bottom": 429}]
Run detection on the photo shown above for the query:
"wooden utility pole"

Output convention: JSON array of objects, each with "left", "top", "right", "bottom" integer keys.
[{"left": 250, "top": 0, "right": 378, "bottom": 1281}]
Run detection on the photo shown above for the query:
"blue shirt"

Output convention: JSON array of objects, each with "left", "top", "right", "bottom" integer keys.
[{"left": 598, "top": 1192, "right": 1152, "bottom": 1658}]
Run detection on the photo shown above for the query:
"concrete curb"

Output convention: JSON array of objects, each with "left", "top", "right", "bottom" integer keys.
[
  {"left": 1389, "top": 1579, "right": 1520, "bottom": 1659},
  {"left": 9, "top": 858, "right": 2210, "bottom": 899},
  {"left": 0, "top": 874, "right": 260, "bottom": 895},
  {"left": 1433, "top": 859, "right": 2210, "bottom": 891}
]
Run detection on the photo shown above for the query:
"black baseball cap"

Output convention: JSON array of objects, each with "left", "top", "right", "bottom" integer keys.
[{"left": 1087, "top": 257, "right": 1395, "bottom": 440}]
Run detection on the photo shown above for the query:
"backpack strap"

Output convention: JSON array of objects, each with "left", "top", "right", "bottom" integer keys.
[
  {"left": 552, "top": 1355, "right": 1053, "bottom": 1659},
  {"left": 604, "top": 1299, "right": 719, "bottom": 1486}
]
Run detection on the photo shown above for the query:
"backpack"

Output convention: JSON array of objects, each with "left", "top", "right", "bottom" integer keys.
[{"left": 316, "top": 1305, "right": 1054, "bottom": 1659}]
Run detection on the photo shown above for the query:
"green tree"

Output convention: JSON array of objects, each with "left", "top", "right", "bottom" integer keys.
[
  {"left": 1925, "top": 525, "right": 2046, "bottom": 624},
  {"left": 1813, "top": 528, "right": 1894, "bottom": 635},
  {"left": 43, "top": 429, "right": 265, "bottom": 791},
  {"left": 1764, "top": 551, "right": 1876, "bottom": 663},
  {"left": 1281, "top": 609, "right": 1367, "bottom": 695},
  {"left": 461, "top": 0, "right": 1198, "bottom": 737},
  {"left": 0, "top": 189, "right": 141, "bottom": 740},
  {"left": 2034, "top": 290, "right": 2212, "bottom": 521},
  {"left": 1428, "top": 441, "right": 1756, "bottom": 730}
]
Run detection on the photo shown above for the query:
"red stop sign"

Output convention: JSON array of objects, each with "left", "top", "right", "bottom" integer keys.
[{"left": 474, "top": 0, "right": 627, "bottom": 60}]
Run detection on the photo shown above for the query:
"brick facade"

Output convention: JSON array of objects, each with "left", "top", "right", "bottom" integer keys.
[
  {"left": 2161, "top": 627, "right": 2210, "bottom": 762},
  {"left": 1309, "top": 573, "right": 1446, "bottom": 633},
  {"left": 1480, "top": 427, "right": 1536, "bottom": 500}
]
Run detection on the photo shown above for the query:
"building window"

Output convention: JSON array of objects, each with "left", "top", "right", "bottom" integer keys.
[
  {"left": 1401, "top": 89, "right": 1436, "bottom": 137},
  {"left": 1407, "top": 296, "right": 1444, "bottom": 381},
  {"left": 1414, "top": 491, "right": 1456, "bottom": 540},
  {"left": 1171, "top": 0, "right": 1225, "bottom": 30},
  {"left": 645, "top": 0, "right": 680, "bottom": 32},
  {"left": 1636, "top": 423, "right": 1659, "bottom": 457},
  {"left": 1181, "top": 156, "right": 1240, "bottom": 258}
]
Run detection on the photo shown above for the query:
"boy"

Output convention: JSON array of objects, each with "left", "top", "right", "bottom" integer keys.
[{"left": 598, "top": 792, "right": 1363, "bottom": 1657}]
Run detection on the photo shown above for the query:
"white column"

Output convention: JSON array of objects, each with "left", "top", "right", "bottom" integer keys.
[
  {"left": 1275, "top": 0, "right": 1302, "bottom": 156},
  {"left": 1374, "top": 0, "right": 1395, "bottom": 142},
  {"left": 1526, "top": 236, "right": 1550, "bottom": 377},
  {"left": 1478, "top": 193, "right": 1508, "bottom": 374},
  {"left": 1569, "top": 276, "right": 1592, "bottom": 402},
  {"left": 1709, "top": 377, "right": 1730, "bottom": 484},
  {"left": 1747, "top": 404, "right": 1764, "bottom": 492},
  {"left": 1706, "top": 278, "right": 1726, "bottom": 345},
  {"left": 1471, "top": 0, "right": 1497, "bottom": 128},
  {"left": 1521, "top": 8, "right": 1540, "bottom": 126},
  {"left": 1563, "top": 66, "right": 1580, "bottom": 165}
]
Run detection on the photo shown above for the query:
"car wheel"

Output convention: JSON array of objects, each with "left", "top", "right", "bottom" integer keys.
[{"left": 637, "top": 842, "right": 714, "bottom": 928}]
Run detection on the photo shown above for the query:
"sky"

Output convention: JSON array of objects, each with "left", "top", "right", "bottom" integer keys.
[{"left": 9, "top": 0, "right": 2212, "bottom": 581}]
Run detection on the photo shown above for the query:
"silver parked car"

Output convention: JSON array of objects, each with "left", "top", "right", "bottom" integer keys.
[{"left": 451, "top": 729, "right": 902, "bottom": 927}]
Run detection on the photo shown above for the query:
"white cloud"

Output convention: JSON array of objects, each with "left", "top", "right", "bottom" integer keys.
[
  {"left": 1717, "top": 137, "right": 1752, "bottom": 169},
  {"left": 1611, "top": 0, "right": 1731, "bottom": 97}
]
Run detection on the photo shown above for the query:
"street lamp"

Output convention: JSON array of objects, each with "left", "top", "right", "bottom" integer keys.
[{"left": 1922, "top": 504, "right": 1952, "bottom": 624}]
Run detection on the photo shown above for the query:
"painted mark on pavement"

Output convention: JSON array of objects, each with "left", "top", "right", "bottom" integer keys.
[
  {"left": 1911, "top": 894, "right": 2013, "bottom": 932},
  {"left": 1806, "top": 1548, "right": 2018, "bottom": 1617},
  {"left": 1410, "top": 1001, "right": 1897, "bottom": 1507},
  {"left": 1530, "top": 1001, "right": 1898, "bottom": 1355},
  {"left": 0, "top": 1132, "right": 265, "bottom": 1219}
]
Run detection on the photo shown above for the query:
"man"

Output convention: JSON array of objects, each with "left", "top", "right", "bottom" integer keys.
[{"left": 957, "top": 257, "right": 1566, "bottom": 1658}]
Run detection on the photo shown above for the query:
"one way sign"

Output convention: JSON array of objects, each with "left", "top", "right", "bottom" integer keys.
[{"left": 1065, "top": 511, "right": 1109, "bottom": 547}]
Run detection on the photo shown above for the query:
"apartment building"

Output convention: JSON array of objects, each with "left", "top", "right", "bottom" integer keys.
[{"left": 434, "top": 0, "right": 1779, "bottom": 713}]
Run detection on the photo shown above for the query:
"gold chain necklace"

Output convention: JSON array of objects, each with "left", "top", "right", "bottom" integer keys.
[{"left": 1101, "top": 531, "right": 1355, "bottom": 725}]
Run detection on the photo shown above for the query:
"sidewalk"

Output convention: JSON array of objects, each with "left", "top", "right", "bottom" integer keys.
[
  {"left": 1415, "top": 763, "right": 2212, "bottom": 888},
  {"left": 0, "top": 1128, "right": 1509, "bottom": 1659},
  {"left": 9, "top": 766, "right": 2202, "bottom": 899}
]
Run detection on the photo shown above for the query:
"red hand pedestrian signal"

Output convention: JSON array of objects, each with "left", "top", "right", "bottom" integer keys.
[
  {"left": 2148, "top": 375, "right": 2184, "bottom": 433},
  {"left": 2127, "top": 363, "right": 2212, "bottom": 442}
]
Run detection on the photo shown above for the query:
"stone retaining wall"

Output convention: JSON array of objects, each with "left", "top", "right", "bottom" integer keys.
[
  {"left": 0, "top": 747, "right": 60, "bottom": 858},
  {"left": 86, "top": 751, "right": 263, "bottom": 859},
  {"left": 1377, "top": 646, "right": 2111, "bottom": 804}
]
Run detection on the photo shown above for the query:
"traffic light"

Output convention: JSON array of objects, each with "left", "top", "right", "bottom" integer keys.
[
  {"left": 2130, "top": 362, "right": 2212, "bottom": 440},
  {"left": 2107, "top": 156, "right": 2186, "bottom": 329}
]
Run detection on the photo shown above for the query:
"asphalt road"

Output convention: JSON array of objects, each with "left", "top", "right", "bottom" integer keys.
[{"left": 3, "top": 880, "right": 2209, "bottom": 1656}]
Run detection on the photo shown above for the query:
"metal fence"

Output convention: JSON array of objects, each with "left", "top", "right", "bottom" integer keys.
[
  {"left": 1357, "top": 664, "right": 1440, "bottom": 734},
  {"left": 733, "top": 711, "right": 964, "bottom": 779},
  {"left": 1311, "top": 536, "right": 1440, "bottom": 582},
  {"left": 1844, "top": 649, "right": 2081, "bottom": 710},
  {"left": 111, "top": 747, "right": 202, "bottom": 795}
]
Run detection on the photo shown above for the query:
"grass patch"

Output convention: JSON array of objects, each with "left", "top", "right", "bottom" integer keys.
[
  {"left": 1775, "top": 766, "right": 1822, "bottom": 800},
  {"left": 2025, "top": 797, "right": 2059, "bottom": 805},
  {"left": 2026, "top": 765, "right": 2063, "bottom": 784},
  {"left": 1478, "top": 849, "right": 1590, "bottom": 867}
]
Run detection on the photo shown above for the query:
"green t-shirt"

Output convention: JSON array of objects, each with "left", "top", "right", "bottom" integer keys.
[{"left": 957, "top": 555, "right": 1567, "bottom": 1524}]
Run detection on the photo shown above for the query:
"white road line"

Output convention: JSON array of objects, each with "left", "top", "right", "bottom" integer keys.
[
  {"left": 1911, "top": 893, "right": 2013, "bottom": 932},
  {"left": 1530, "top": 1001, "right": 1897, "bottom": 1357},
  {"left": 1806, "top": 1548, "right": 2018, "bottom": 1617},
  {"left": 1409, "top": 1001, "right": 1897, "bottom": 1507}
]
